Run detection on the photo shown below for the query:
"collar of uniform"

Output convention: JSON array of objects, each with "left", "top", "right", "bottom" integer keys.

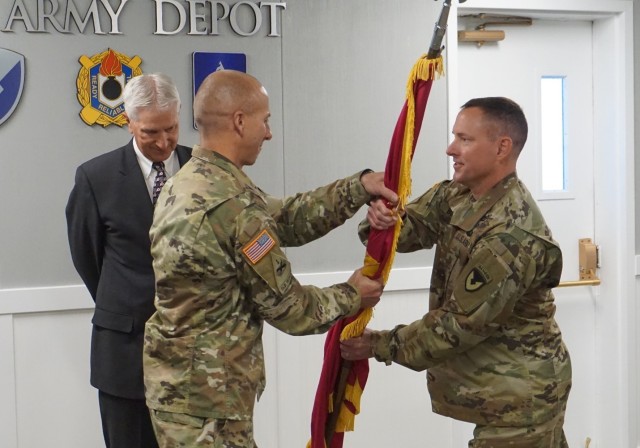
[
  {"left": 191, "top": 144, "right": 254, "bottom": 186},
  {"left": 450, "top": 172, "right": 519, "bottom": 231}
]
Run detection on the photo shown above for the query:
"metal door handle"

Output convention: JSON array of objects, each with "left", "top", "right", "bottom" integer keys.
[
  {"left": 557, "top": 238, "right": 600, "bottom": 288},
  {"left": 556, "top": 279, "right": 600, "bottom": 288}
]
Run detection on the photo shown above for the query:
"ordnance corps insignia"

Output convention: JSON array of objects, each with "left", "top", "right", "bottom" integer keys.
[{"left": 76, "top": 48, "right": 142, "bottom": 127}]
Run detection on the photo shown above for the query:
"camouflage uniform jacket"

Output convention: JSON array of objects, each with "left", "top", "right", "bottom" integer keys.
[
  {"left": 365, "top": 173, "right": 572, "bottom": 426},
  {"left": 144, "top": 145, "right": 370, "bottom": 420}
]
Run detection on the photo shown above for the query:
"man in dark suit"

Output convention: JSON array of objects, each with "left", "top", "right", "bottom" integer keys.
[{"left": 66, "top": 73, "right": 191, "bottom": 448}]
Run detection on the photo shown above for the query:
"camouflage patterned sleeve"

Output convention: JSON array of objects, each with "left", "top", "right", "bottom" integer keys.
[
  {"left": 265, "top": 172, "right": 370, "bottom": 247},
  {"left": 358, "top": 181, "right": 447, "bottom": 252},
  {"left": 372, "top": 233, "right": 541, "bottom": 370},
  {"left": 233, "top": 202, "right": 361, "bottom": 335}
]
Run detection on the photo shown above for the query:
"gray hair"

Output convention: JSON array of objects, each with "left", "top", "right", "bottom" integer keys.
[{"left": 122, "top": 73, "right": 181, "bottom": 121}]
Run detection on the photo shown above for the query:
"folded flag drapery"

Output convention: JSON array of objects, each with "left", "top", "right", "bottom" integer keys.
[{"left": 307, "top": 53, "right": 444, "bottom": 448}]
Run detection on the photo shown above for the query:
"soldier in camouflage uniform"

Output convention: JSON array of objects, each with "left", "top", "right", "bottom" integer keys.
[
  {"left": 341, "top": 97, "right": 572, "bottom": 447},
  {"left": 143, "top": 70, "right": 398, "bottom": 447}
]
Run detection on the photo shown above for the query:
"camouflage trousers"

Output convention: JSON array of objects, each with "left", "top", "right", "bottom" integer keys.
[
  {"left": 469, "top": 412, "right": 568, "bottom": 448},
  {"left": 150, "top": 410, "right": 257, "bottom": 448}
]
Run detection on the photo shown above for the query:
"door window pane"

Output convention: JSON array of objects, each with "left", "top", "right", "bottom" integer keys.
[{"left": 540, "top": 77, "right": 566, "bottom": 191}]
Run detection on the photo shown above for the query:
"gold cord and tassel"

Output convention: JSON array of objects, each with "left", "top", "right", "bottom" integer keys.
[{"left": 331, "top": 56, "right": 444, "bottom": 434}]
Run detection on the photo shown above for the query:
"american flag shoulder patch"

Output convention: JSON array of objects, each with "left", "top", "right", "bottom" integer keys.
[{"left": 242, "top": 229, "right": 276, "bottom": 264}]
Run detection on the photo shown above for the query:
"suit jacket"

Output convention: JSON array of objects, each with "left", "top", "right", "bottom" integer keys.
[{"left": 66, "top": 140, "right": 192, "bottom": 399}]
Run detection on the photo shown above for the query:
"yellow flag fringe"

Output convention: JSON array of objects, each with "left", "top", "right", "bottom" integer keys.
[
  {"left": 335, "top": 377, "right": 365, "bottom": 431},
  {"left": 320, "top": 55, "right": 444, "bottom": 444},
  {"left": 341, "top": 55, "right": 443, "bottom": 341}
]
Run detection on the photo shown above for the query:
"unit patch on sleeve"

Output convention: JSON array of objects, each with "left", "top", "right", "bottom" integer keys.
[
  {"left": 242, "top": 229, "right": 276, "bottom": 264},
  {"left": 454, "top": 245, "right": 511, "bottom": 314},
  {"left": 465, "top": 265, "right": 492, "bottom": 292}
]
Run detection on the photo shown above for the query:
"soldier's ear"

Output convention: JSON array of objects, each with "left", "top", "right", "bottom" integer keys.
[
  {"left": 232, "top": 110, "right": 245, "bottom": 136},
  {"left": 496, "top": 136, "right": 513, "bottom": 161}
]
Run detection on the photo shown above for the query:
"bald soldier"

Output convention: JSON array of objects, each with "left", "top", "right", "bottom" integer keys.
[
  {"left": 143, "top": 70, "right": 397, "bottom": 447},
  {"left": 342, "top": 97, "right": 572, "bottom": 447}
]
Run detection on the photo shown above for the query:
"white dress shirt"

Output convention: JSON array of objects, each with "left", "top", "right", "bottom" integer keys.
[{"left": 132, "top": 140, "right": 180, "bottom": 202}]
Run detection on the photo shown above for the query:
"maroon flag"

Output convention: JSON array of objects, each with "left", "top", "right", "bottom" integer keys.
[
  {"left": 308, "top": 4, "right": 454, "bottom": 446},
  {"left": 307, "top": 54, "right": 444, "bottom": 448}
]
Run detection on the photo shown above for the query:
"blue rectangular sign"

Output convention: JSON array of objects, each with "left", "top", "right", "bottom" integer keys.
[{"left": 192, "top": 52, "right": 247, "bottom": 120}]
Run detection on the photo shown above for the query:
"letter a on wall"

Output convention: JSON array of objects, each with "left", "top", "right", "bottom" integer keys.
[{"left": 0, "top": 48, "right": 25, "bottom": 127}]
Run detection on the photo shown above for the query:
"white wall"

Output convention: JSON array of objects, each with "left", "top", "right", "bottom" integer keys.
[
  {"left": 0, "top": 288, "right": 100, "bottom": 447},
  {"left": 1, "top": 270, "right": 461, "bottom": 448}
]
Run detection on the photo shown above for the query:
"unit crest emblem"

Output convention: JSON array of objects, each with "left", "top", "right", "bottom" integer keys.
[{"left": 76, "top": 48, "right": 142, "bottom": 127}]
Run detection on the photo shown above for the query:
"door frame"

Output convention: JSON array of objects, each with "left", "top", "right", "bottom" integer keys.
[{"left": 447, "top": 1, "right": 635, "bottom": 446}]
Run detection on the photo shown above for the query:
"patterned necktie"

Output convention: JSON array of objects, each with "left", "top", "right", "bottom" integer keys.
[{"left": 152, "top": 161, "right": 167, "bottom": 205}]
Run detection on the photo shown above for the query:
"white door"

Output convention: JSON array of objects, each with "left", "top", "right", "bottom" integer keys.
[
  {"left": 456, "top": 17, "right": 595, "bottom": 447},
  {"left": 450, "top": 2, "right": 635, "bottom": 447}
]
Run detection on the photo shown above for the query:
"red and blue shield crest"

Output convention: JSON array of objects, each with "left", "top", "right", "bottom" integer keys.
[{"left": 76, "top": 48, "right": 143, "bottom": 127}]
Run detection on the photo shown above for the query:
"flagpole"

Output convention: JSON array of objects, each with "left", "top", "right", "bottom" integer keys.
[
  {"left": 427, "top": 0, "right": 454, "bottom": 60},
  {"left": 324, "top": 360, "right": 352, "bottom": 446}
]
